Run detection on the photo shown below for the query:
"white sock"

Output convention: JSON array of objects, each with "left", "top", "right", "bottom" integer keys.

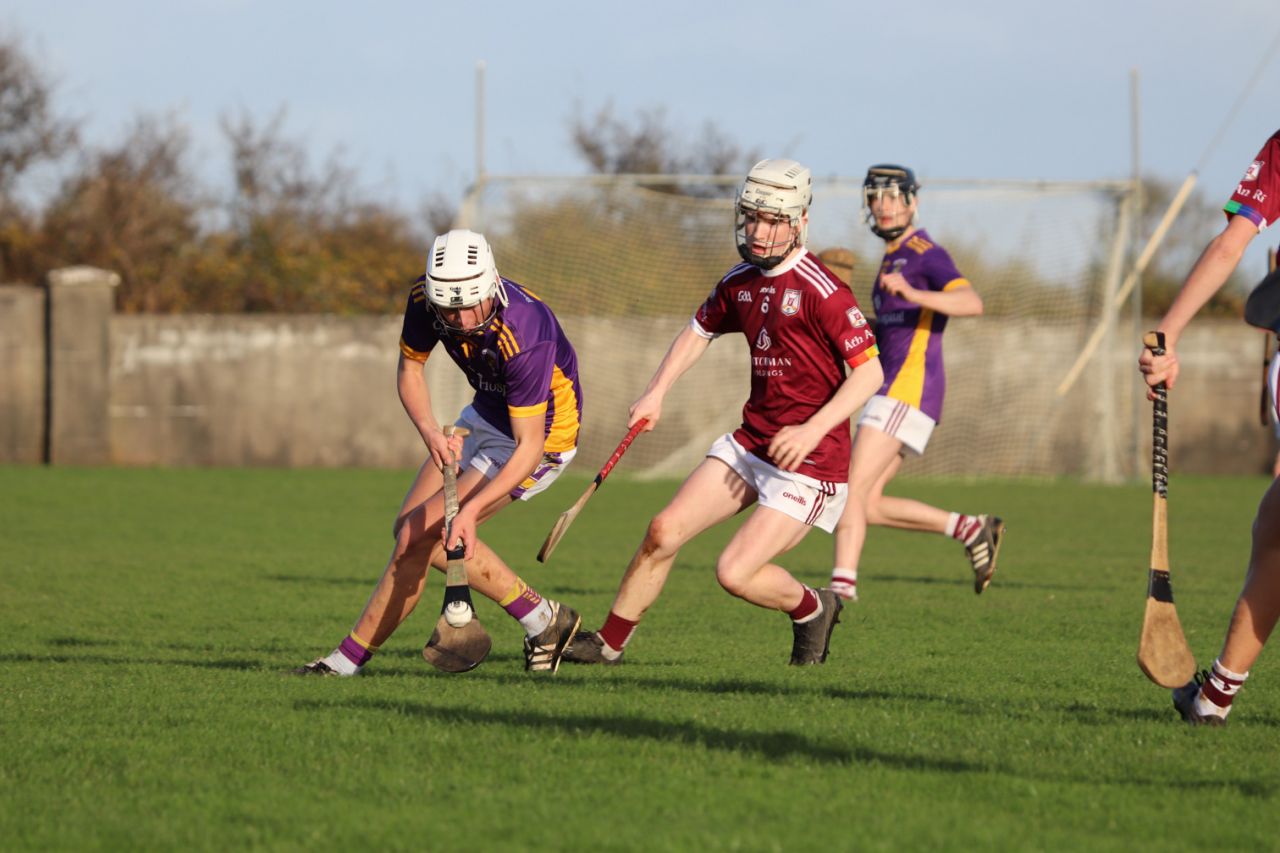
[
  {"left": 521, "top": 600, "right": 554, "bottom": 637},
  {"left": 321, "top": 648, "right": 361, "bottom": 676},
  {"left": 598, "top": 637, "right": 624, "bottom": 661},
  {"left": 946, "top": 512, "right": 984, "bottom": 545},
  {"left": 830, "top": 568, "right": 858, "bottom": 601},
  {"left": 1195, "top": 659, "right": 1249, "bottom": 719}
]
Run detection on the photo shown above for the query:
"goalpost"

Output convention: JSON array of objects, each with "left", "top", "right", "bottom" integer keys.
[{"left": 455, "top": 173, "right": 1137, "bottom": 480}]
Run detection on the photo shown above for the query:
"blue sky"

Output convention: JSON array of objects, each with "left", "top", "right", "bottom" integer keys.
[{"left": 6, "top": 0, "right": 1280, "bottom": 271}]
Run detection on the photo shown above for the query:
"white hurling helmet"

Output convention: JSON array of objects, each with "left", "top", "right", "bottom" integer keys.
[
  {"left": 425, "top": 229, "right": 508, "bottom": 332},
  {"left": 735, "top": 158, "right": 812, "bottom": 269}
]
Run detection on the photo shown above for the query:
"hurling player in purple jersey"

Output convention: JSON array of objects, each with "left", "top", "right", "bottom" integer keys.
[
  {"left": 295, "top": 230, "right": 582, "bottom": 676},
  {"left": 564, "top": 159, "right": 883, "bottom": 667},
  {"left": 829, "top": 165, "right": 1004, "bottom": 604},
  {"left": 1140, "top": 129, "right": 1280, "bottom": 725}
]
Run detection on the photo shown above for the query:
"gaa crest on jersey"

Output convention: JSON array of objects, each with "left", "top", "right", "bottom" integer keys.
[
  {"left": 1244, "top": 160, "right": 1263, "bottom": 182},
  {"left": 781, "top": 289, "right": 801, "bottom": 317},
  {"left": 846, "top": 306, "right": 868, "bottom": 329},
  {"left": 755, "top": 327, "right": 772, "bottom": 351}
]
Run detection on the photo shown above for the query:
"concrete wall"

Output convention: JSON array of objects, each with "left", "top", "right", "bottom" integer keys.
[
  {"left": 47, "top": 267, "right": 119, "bottom": 465},
  {"left": 0, "top": 279, "right": 1272, "bottom": 476},
  {"left": 107, "top": 313, "right": 1276, "bottom": 477},
  {"left": 0, "top": 283, "right": 46, "bottom": 463},
  {"left": 105, "top": 313, "right": 754, "bottom": 474}
]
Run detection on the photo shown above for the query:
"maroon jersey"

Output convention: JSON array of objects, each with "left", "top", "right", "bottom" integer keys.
[
  {"left": 1225, "top": 129, "right": 1280, "bottom": 232},
  {"left": 693, "top": 250, "right": 879, "bottom": 482}
]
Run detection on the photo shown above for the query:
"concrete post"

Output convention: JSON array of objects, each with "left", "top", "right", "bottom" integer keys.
[
  {"left": 0, "top": 284, "right": 47, "bottom": 463},
  {"left": 46, "top": 266, "right": 120, "bottom": 465}
]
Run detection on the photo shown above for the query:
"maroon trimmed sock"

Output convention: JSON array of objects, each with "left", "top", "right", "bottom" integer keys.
[
  {"left": 789, "top": 586, "right": 820, "bottom": 622},
  {"left": 951, "top": 513, "right": 982, "bottom": 544},
  {"left": 1200, "top": 659, "right": 1248, "bottom": 710},
  {"left": 599, "top": 611, "right": 639, "bottom": 653}
]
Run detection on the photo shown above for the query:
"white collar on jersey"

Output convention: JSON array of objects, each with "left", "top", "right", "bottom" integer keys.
[{"left": 760, "top": 248, "right": 807, "bottom": 277}]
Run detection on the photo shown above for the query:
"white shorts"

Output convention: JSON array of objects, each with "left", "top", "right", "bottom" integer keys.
[
  {"left": 706, "top": 433, "right": 847, "bottom": 533},
  {"left": 857, "top": 395, "right": 937, "bottom": 455},
  {"left": 456, "top": 405, "right": 577, "bottom": 502}
]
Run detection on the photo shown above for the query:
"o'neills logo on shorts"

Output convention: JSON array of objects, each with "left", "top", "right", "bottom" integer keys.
[{"left": 782, "top": 491, "right": 808, "bottom": 507}]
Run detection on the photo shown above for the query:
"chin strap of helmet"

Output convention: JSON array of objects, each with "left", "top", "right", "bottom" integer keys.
[
  {"left": 870, "top": 221, "right": 909, "bottom": 242},
  {"left": 432, "top": 298, "right": 501, "bottom": 338},
  {"left": 737, "top": 242, "right": 790, "bottom": 270}
]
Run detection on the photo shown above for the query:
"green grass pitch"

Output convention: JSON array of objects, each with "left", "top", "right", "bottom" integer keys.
[{"left": 2, "top": 466, "right": 1278, "bottom": 850}]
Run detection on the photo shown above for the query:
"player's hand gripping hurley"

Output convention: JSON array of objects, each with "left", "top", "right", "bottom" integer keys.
[
  {"left": 537, "top": 419, "right": 647, "bottom": 563},
  {"left": 422, "top": 424, "right": 493, "bottom": 673},
  {"left": 1136, "top": 332, "right": 1197, "bottom": 688}
]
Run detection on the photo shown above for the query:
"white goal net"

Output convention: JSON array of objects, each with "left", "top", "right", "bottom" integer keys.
[{"left": 457, "top": 174, "right": 1137, "bottom": 480}]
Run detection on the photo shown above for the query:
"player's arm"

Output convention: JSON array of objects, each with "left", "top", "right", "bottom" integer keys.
[
  {"left": 629, "top": 323, "right": 712, "bottom": 430},
  {"left": 880, "top": 273, "right": 983, "bottom": 317},
  {"left": 450, "top": 412, "right": 544, "bottom": 557},
  {"left": 770, "top": 355, "right": 884, "bottom": 472},
  {"left": 1139, "top": 214, "right": 1258, "bottom": 393},
  {"left": 397, "top": 352, "right": 453, "bottom": 469}
]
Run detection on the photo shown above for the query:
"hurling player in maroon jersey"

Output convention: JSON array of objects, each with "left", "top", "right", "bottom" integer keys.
[
  {"left": 564, "top": 159, "right": 883, "bottom": 666},
  {"left": 829, "top": 165, "right": 1002, "bottom": 604},
  {"left": 1140, "top": 128, "right": 1280, "bottom": 724},
  {"left": 295, "top": 230, "right": 583, "bottom": 676}
]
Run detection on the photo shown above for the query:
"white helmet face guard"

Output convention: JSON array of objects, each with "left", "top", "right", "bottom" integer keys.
[{"left": 735, "top": 202, "right": 803, "bottom": 269}]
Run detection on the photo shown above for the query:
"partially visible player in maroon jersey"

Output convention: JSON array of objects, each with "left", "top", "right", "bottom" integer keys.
[
  {"left": 829, "top": 164, "right": 1003, "bottom": 605},
  {"left": 1139, "top": 128, "right": 1280, "bottom": 725},
  {"left": 564, "top": 159, "right": 883, "bottom": 667}
]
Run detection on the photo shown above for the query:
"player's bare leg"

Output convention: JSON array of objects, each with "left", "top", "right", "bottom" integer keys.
[
  {"left": 865, "top": 453, "right": 949, "bottom": 532},
  {"left": 563, "top": 458, "right": 753, "bottom": 663},
  {"left": 613, "top": 458, "right": 754, "bottom": 618},
  {"left": 392, "top": 454, "right": 452, "bottom": 537},
  {"left": 716, "top": 505, "right": 843, "bottom": 665},
  {"left": 833, "top": 425, "right": 1002, "bottom": 598},
  {"left": 714, "top": 505, "right": 812, "bottom": 610},
  {"left": 1221, "top": 491, "right": 1280, "bottom": 671},
  {"left": 1180, "top": 478, "right": 1280, "bottom": 721},
  {"left": 830, "top": 426, "right": 904, "bottom": 600},
  {"left": 297, "top": 469, "right": 560, "bottom": 675}
]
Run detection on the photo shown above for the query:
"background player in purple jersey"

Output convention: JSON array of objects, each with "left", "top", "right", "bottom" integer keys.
[
  {"left": 1140, "top": 129, "right": 1280, "bottom": 724},
  {"left": 564, "top": 159, "right": 883, "bottom": 667},
  {"left": 829, "top": 165, "right": 1003, "bottom": 604},
  {"left": 295, "top": 229, "right": 582, "bottom": 675}
]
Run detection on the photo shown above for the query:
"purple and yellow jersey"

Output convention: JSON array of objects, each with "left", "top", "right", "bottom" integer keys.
[
  {"left": 871, "top": 229, "right": 969, "bottom": 422},
  {"left": 1225, "top": 129, "right": 1280, "bottom": 234},
  {"left": 399, "top": 278, "right": 583, "bottom": 453}
]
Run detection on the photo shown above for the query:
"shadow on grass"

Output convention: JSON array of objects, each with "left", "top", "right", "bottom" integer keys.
[
  {"left": 264, "top": 574, "right": 374, "bottom": 586},
  {"left": 293, "top": 695, "right": 984, "bottom": 773},
  {"left": 869, "top": 573, "right": 1082, "bottom": 592},
  {"left": 531, "top": 585, "right": 627, "bottom": 597},
  {"left": 1, "top": 652, "right": 259, "bottom": 670},
  {"left": 48, "top": 636, "right": 118, "bottom": 647},
  {"left": 291, "top": 696, "right": 1278, "bottom": 797}
]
